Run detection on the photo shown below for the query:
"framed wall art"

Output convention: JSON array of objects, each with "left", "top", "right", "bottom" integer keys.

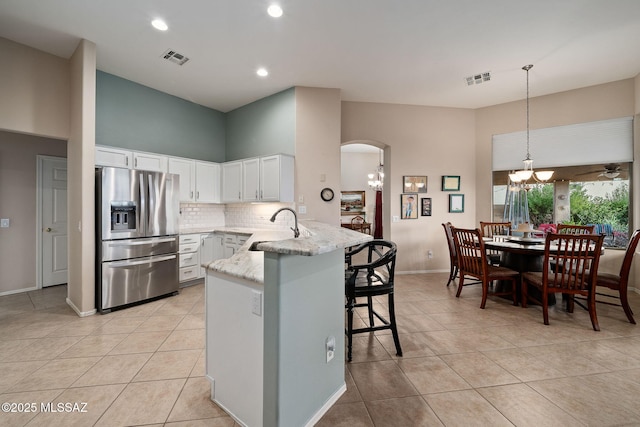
[
  {"left": 401, "top": 193, "right": 418, "bottom": 219},
  {"left": 448, "top": 194, "right": 464, "bottom": 213},
  {"left": 421, "top": 198, "right": 432, "bottom": 216},
  {"left": 340, "top": 191, "right": 366, "bottom": 216},
  {"left": 403, "top": 176, "right": 427, "bottom": 193},
  {"left": 441, "top": 175, "right": 461, "bottom": 191}
]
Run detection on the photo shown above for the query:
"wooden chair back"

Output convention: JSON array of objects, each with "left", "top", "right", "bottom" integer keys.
[
  {"left": 350, "top": 215, "right": 366, "bottom": 233},
  {"left": 451, "top": 227, "right": 487, "bottom": 279},
  {"left": 615, "top": 229, "right": 640, "bottom": 285},
  {"left": 479, "top": 221, "right": 511, "bottom": 238},
  {"left": 542, "top": 232, "right": 605, "bottom": 292},
  {"left": 556, "top": 224, "right": 596, "bottom": 235}
]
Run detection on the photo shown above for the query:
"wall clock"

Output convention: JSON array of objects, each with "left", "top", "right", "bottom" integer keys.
[{"left": 320, "top": 187, "right": 334, "bottom": 202}]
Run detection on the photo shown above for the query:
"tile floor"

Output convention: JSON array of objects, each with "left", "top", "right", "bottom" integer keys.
[{"left": 1, "top": 273, "right": 639, "bottom": 426}]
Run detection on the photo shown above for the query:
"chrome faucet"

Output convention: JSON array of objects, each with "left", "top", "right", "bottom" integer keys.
[{"left": 270, "top": 207, "right": 300, "bottom": 238}]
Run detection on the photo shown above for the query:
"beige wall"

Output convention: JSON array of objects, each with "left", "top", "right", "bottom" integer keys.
[
  {"left": 0, "top": 37, "right": 69, "bottom": 139},
  {"left": 294, "top": 87, "right": 342, "bottom": 225},
  {"left": 475, "top": 78, "right": 637, "bottom": 278},
  {"left": 66, "top": 40, "right": 96, "bottom": 316},
  {"left": 341, "top": 102, "right": 476, "bottom": 273},
  {"left": 0, "top": 131, "right": 67, "bottom": 294}
]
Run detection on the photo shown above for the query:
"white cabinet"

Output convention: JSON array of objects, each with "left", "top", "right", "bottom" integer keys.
[
  {"left": 200, "top": 233, "right": 216, "bottom": 278},
  {"left": 133, "top": 151, "right": 167, "bottom": 172},
  {"left": 168, "top": 157, "right": 196, "bottom": 202},
  {"left": 222, "top": 161, "right": 243, "bottom": 203},
  {"left": 96, "top": 145, "right": 166, "bottom": 172},
  {"left": 222, "top": 154, "right": 294, "bottom": 203},
  {"left": 195, "top": 161, "right": 221, "bottom": 203},
  {"left": 95, "top": 146, "right": 132, "bottom": 168},
  {"left": 179, "top": 234, "right": 201, "bottom": 283},
  {"left": 242, "top": 158, "right": 260, "bottom": 202},
  {"left": 222, "top": 233, "right": 249, "bottom": 258},
  {"left": 260, "top": 154, "right": 294, "bottom": 202},
  {"left": 168, "top": 157, "right": 221, "bottom": 203}
]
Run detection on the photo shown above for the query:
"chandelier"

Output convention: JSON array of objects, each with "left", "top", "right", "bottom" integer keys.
[
  {"left": 508, "top": 64, "right": 554, "bottom": 185},
  {"left": 367, "top": 149, "right": 384, "bottom": 191}
]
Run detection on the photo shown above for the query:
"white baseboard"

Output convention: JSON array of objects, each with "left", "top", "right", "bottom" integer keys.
[
  {"left": 396, "top": 269, "right": 448, "bottom": 275},
  {"left": 304, "top": 383, "right": 347, "bottom": 427},
  {"left": 0, "top": 286, "right": 38, "bottom": 297},
  {"left": 66, "top": 298, "right": 97, "bottom": 317}
]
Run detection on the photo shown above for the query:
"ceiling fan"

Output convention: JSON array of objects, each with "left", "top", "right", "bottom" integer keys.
[{"left": 576, "top": 163, "right": 625, "bottom": 179}]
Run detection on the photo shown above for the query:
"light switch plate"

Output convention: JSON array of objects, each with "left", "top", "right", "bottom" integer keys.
[{"left": 0, "top": 218, "right": 9, "bottom": 228}]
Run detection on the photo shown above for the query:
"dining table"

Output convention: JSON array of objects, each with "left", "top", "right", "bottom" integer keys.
[
  {"left": 483, "top": 235, "right": 606, "bottom": 306},
  {"left": 483, "top": 236, "right": 556, "bottom": 305}
]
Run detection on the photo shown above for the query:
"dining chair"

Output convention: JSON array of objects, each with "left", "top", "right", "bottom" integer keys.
[
  {"left": 345, "top": 239, "right": 401, "bottom": 362},
  {"left": 451, "top": 227, "right": 519, "bottom": 309},
  {"left": 479, "top": 221, "right": 511, "bottom": 265},
  {"left": 521, "top": 232, "right": 605, "bottom": 330},
  {"left": 442, "top": 222, "right": 459, "bottom": 287},
  {"left": 574, "top": 229, "right": 640, "bottom": 324},
  {"left": 556, "top": 224, "right": 596, "bottom": 234},
  {"left": 350, "top": 215, "right": 367, "bottom": 234}
]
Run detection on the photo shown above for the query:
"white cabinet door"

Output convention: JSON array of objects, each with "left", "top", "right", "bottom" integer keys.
[
  {"left": 168, "top": 157, "right": 196, "bottom": 202},
  {"left": 212, "top": 233, "right": 225, "bottom": 261},
  {"left": 133, "top": 152, "right": 168, "bottom": 172},
  {"left": 95, "top": 146, "right": 132, "bottom": 168},
  {"left": 242, "top": 158, "right": 260, "bottom": 202},
  {"left": 200, "top": 233, "right": 215, "bottom": 277},
  {"left": 195, "top": 161, "right": 221, "bottom": 203},
  {"left": 222, "top": 161, "right": 243, "bottom": 203},
  {"left": 261, "top": 154, "right": 294, "bottom": 202}
]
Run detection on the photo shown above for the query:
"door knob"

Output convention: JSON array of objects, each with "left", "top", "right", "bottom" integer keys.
[{"left": 45, "top": 227, "right": 52, "bottom": 232}]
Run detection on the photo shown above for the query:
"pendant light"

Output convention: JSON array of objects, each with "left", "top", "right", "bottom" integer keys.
[{"left": 509, "top": 64, "right": 554, "bottom": 184}]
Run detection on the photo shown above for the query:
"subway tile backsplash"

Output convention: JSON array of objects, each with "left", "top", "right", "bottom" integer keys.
[
  {"left": 179, "top": 203, "right": 225, "bottom": 230},
  {"left": 225, "top": 202, "right": 295, "bottom": 230},
  {"left": 179, "top": 202, "right": 296, "bottom": 231}
]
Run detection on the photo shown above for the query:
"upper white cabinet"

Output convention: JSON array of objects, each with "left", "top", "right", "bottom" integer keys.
[
  {"left": 195, "top": 161, "right": 221, "bottom": 203},
  {"left": 260, "top": 155, "right": 294, "bottom": 202},
  {"left": 96, "top": 146, "right": 166, "bottom": 172},
  {"left": 222, "top": 161, "right": 243, "bottom": 203},
  {"left": 242, "top": 158, "right": 260, "bottom": 202},
  {"left": 168, "top": 157, "right": 221, "bottom": 203},
  {"left": 168, "top": 157, "right": 196, "bottom": 202},
  {"left": 95, "top": 146, "right": 133, "bottom": 168},
  {"left": 133, "top": 152, "right": 167, "bottom": 172},
  {"left": 222, "top": 154, "right": 294, "bottom": 203}
]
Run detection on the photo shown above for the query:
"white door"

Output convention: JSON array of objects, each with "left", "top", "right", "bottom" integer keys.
[{"left": 40, "top": 156, "right": 68, "bottom": 287}]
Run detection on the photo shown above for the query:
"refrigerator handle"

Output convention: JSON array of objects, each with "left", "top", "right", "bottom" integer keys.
[{"left": 139, "top": 171, "right": 146, "bottom": 236}]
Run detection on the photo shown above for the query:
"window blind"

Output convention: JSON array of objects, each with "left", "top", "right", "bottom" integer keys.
[{"left": 492, "top": 117, "right": 633, "bottom": 171}]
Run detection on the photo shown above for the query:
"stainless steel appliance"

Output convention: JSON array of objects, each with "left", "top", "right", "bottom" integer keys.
[{"left": 96, "top": 167, "right": 180, "bottom": 313}]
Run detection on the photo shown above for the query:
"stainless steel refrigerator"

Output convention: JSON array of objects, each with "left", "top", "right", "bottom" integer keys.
[{"left": 96, "top": 167, "right": 180, "bottom": 313}]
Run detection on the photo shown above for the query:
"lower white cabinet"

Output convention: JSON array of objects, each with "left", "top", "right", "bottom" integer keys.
[
  {"left": 222, "top": 233, "right": 249, "bottom": 258},
  {"left": 179, "top": 234, "right": 201, "bottom": 283}
]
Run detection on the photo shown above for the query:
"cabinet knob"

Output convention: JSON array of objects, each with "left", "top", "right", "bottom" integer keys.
[{"left": 45, "top": 227, "right": 52, "bottom": 232}]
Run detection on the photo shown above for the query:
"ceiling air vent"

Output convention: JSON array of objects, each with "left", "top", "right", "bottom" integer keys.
[
  {"left": 465, "top": 71, "right": 491, "bottom": 86},
  {"left": 162, "top": 49, "right": 189, "bottom": 66}
]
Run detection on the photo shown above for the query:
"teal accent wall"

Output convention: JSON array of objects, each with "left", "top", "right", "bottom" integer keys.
[
  {"left": 225, "top": 88, "right": 295, "bottom": 160},
  {"left": 96, "top": 71, "right": 226, "bottom": 162}
]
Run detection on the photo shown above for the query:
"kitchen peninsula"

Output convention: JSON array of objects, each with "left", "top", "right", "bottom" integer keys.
[{"left": 204, "top": 220, "right": 372, "bottom": 427}]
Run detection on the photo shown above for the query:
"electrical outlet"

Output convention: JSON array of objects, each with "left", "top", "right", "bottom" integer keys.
[
  {"left": 299, "top": 205, "right": 307, "bottom": 214},
  {"left": 298, "top": 195, "right": 304, "bottom": 203},
  {"left": 0, "top": 218, "right": 9, "bottom": 228},
  {"left": 428, "top": 250, "right": 433, "bottom": 259},
  {"left": 326, "top": 336, "right": 335, "bottom": 363},
  {"left": 251, "top": 291, "right": 262, "bottom": 316},
  {"left": 392, "top": 216, "right": 400, "bottom": 223}
]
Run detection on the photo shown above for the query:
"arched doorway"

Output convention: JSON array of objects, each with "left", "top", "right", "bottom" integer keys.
[{"left": 340, "top": 140, "right": 389, "bottom": 239}]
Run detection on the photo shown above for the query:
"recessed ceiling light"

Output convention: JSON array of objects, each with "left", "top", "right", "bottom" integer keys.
[
  {"left": 256, "top": 68, "right": 269, "bottom": 77},
  {"left": 267, "top": 4, "right": 283, "bottom": 18},
  {"left": 151, "top": 19, "right": 168, "bottom": 31}
]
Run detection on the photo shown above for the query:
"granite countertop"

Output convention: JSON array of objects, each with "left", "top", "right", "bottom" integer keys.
[
  {"left": 204, "top": 220, "right": 373, "bottom": 283},
  {"left": 179, "top": 227, "right": 255, "bottom": 235}
]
